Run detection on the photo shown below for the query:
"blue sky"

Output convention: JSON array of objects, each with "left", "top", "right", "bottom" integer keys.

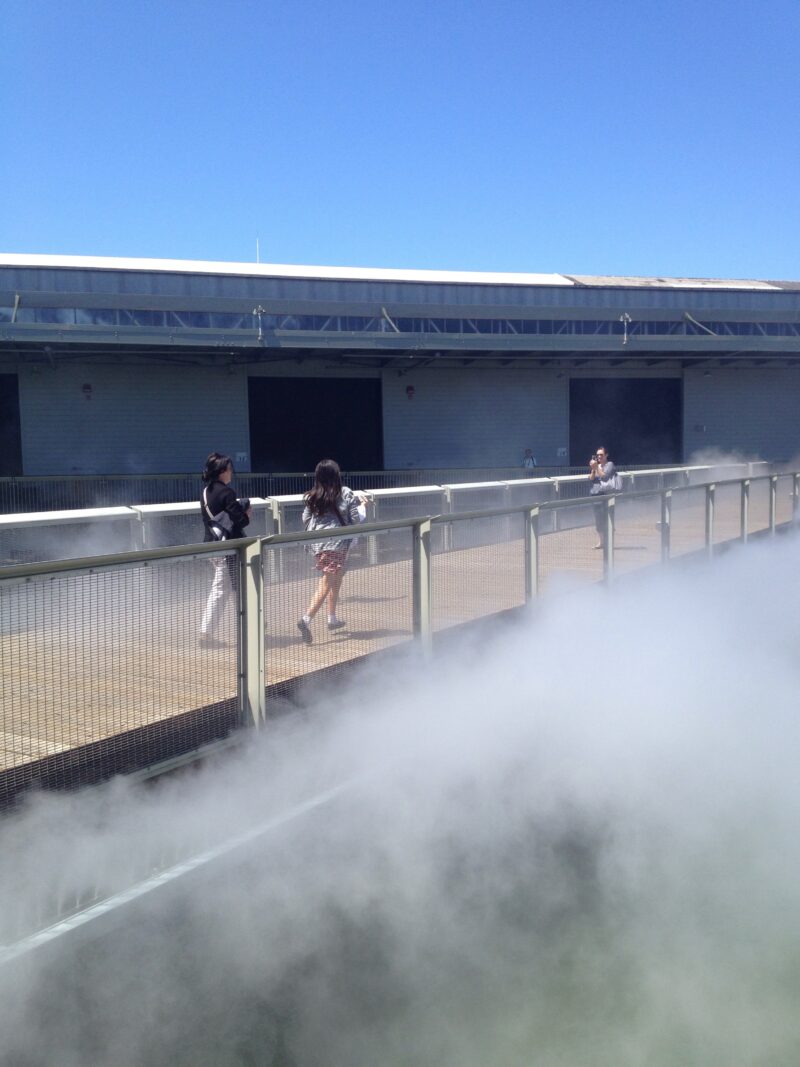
[{"left": 2, "top": 0, "right": 798, "bottom": 278}]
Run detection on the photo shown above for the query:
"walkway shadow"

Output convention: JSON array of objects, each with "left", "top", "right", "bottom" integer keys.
[
  {"left": 342, "top": 593, "right": 406, "bottom": 604},
  {"left": 339, "top": 628, "right": 411, "bottom": 641},
  {"left": 266, "top": 627, "right": 410, "bottom": 649}
]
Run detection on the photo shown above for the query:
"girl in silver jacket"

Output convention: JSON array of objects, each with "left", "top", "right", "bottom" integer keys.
[{"left": 297, "top": 458, "right": 367, "bottom": 644}]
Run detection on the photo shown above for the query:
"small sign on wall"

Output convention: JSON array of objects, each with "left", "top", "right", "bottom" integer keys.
[
  {"left": 557, "top": 447, "right": 567, "bottom": 458},
  {"left": 235, "top": 452, "right": 248, "bottom": 465}
]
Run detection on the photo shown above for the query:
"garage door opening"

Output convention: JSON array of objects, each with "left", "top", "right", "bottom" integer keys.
[
  {"left": 248, "top": 377, "right": 383, "bottom": 472},
  {"left": 569, "top": 378, "right": 682, "bottom": 467},
  {"left": 0, "top": 375, "right": 23, "bottom": 476}
]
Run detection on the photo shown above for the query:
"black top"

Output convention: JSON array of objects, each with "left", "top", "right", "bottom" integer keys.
[{"left": 200, "top": 480, "right": 250, "bottom": 542}]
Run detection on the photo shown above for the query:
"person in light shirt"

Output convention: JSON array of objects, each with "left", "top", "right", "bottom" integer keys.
[
  {"left": 588, "top": 445, "right": 618, "bottom": 549},
  {"left": 522, "top": 448, "right": 537, "bottom": 475}
]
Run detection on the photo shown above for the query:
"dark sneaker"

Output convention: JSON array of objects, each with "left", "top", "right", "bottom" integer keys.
[
  {"left": 297, "top": 619, "right": 313, "bottom": 644},
  {"left": 327, "top": 619, "right": 346, "bottom": 631}
]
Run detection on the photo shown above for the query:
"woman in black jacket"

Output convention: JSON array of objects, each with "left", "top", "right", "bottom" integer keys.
[{"left": 198, "top": 452, "right": 251, "bottom": 648}]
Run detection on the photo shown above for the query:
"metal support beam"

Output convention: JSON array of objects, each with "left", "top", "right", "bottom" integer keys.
[
  {"left": 604, "top": 498, "right": 615, "bottom": 582},
  {"left": 412, "top": 519, "right": 432, "bottom": 657},
  {"left": 525, "top": 507, "right": 540, "bottom": 601},
  {"left": 660, "top": 490, "right": 671, "bottom": 561},
  {"left": 741, "top": 480, "right": 749, "bottom": 543},
  {"left": 705, "top": 483, "right": 715, "bottom": 557},
  {"left": 769, "top": 475, "right": 778, "bottom": 535},
  {"left": 238, "top": 540, "right": 266, "bottom": 727}
]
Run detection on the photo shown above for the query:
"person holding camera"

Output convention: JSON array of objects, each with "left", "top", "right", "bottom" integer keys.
[
  {"left": 198, "top": 451, "right": 252, "bottom": 648},
  {"left": 588, "top": 446, "right": 618, "bottom": 550}
]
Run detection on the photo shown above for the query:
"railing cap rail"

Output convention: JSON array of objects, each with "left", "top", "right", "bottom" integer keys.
[
  {"left": 0, "top": 470, "right": 795, "bottom": 581},
  {"left": 0, "top": 505, "right": 135, "bottom": 527},
  {"left": 130, "top": 497, "right": 271, "bottom": 516}
]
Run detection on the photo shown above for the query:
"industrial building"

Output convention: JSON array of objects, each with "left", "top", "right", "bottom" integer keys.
[{"left": 2, "top": 253, "right": 800, "bottom": 477}]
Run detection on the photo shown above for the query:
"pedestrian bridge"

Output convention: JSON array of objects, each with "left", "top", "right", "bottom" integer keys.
[
  {"left": 0, "top": 462, "right": 798, "bottom": 1042},
  {"left": 0, "top": 462, "right": 795, "bottom": 811}
]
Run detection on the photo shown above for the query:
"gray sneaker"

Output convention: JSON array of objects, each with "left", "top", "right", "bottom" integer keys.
[
  {"left": 297, "top": 619, "right": 313, "bottom": 645},
  {"left": 327, "top": 619, "right": 346, "bottom": 631}
]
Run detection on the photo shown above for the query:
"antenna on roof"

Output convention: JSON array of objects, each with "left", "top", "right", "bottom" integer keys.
[{"left": 256, "top": 236, "right": 260, "bottom": 264}]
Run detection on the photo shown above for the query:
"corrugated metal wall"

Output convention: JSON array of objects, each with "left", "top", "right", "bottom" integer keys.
[
  {"left": 9, "top": 359, "right": 800, "bottom": 475},
  {"left": 382, "top": 367, "right": 568, "bottom": 468},
  {"left": 684, "top": 368, "right": 800, "bottom": 461},
  {"left": 17, "top": 362, "right": 250, "bottom": 475}
]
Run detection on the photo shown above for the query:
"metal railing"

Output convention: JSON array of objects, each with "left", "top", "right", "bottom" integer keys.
[
  {"left": 0, "top": 465, "right": 592, "bottom": 515},
  {"left": 0, "top": 462, "right": 776, "bottom": 566},
  {"left": 2, "top": 462, "right": 765, "bottom": 516},
  {"left": 1, "top": 467, "right": 796, "bottom": 806},
  {"left": 0, "top": 469, "right": 797, "bottom": 955}
]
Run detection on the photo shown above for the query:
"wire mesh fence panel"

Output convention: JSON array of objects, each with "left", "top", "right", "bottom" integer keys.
[
  {"left": 747, "top": 479, "right": 771, "bottom": 536},
  {"left": 713, "top": 482, "right": 743, "bottom": 546},
  {"left": 668, "top": 486, "right": 707, "bottom": 558},
  {"left": 686, "top": 464, "right": 747, "bottom": 487},
  {"left": 0, "top": 475, "right": 204, "bottom": 514},
  {"left": 0, "top": 552, "right": 241, "bottom": 806},
  {"left": 506, "top": 480, "right": 558, "bottom": 507},
  {"left": 550, "top": 498, "right": 597, "bottom": 534},
  {"left": 274, "top": 500, "right": 307, "bottom": 533},
  {"left": 662, "top": 469, "right": 690, "bottom": 491},
  {"left": 447, "top": 484, "right": 510, "bottom": 515},
  {"left": 431, "top": 512, "right": 525, "bottom": 632},
  {"left": 626, "top": 472, "right": 665, "bottom": 494},
  {"left": 775, "top": 476, "right": 794, "bottom": 527},
  {"left": 0, "top": 515, "right": 136, "bottom": 565},
  {"left": 612, "top": 495, "right": 662, "bottom": 576},
  {"left": 137, "top": 503, "right": 271, "bottom": 549},
  {"left": 263, "top": 528, "right": 414, "bottom": 697},
  {"left": 140, "top": 511, "right": 206, "bottom": 549},
  {"left": 554, "top": 477, "right": 594, "bottom": 501},
  {"left": 455, "top": 509, "right": 520, "bottom": 551},
  {"left": 538, "top": 504, "right": 604, "bottom": 592},
  {"left": 372, "top": 490, "right": 448, "bottom": 523}
]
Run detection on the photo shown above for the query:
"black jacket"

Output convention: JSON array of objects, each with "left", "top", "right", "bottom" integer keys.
[{"left": 200, "top": 480, "right": 250, "bottom": 542}]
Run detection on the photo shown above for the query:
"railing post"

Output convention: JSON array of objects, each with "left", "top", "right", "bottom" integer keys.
[
  {"left": 705, "top": 483, "right": 715, "bottom": 557},
  {"left": 238, "top": 539, "right": 266, "bottom": 728},
  {"left": 268, "top": 499, "right": 285, "bottom": 582},
  {"left": 793, "top": 473, "right": 800, "bottom": 520},
  {"left": 412, "top": 519, "right": 433, "bottom": 657},
  {"left": 740, "top": 479, "right": 749, "bottom": 543},
  {"left": 442, "top": 487, "right": 453, "bottom": 551},
  {"left": 769, "top": 475, "right": 778, "bottom": 535},
  {"left": 525, "top": 507, "right": 540, "bottom": 601},
  {"left": 366, "top": 494, "right": 379, "bottom": 565},
  {"left": 552, "top": 477, "right": 562, "bottom": 531},
  {"left": 604, "top": 497, "right": 615, "bottom": 582},
  {"left": 130, "top": 510, "right": 146, "bottom": 551},
  {"left": 660, "top": 489, "right": 671, "bottom": 562}
]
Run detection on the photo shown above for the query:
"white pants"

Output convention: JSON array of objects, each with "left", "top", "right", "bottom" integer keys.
[{"left": 200, "top": 558, "right": 233, "bottom": 636}]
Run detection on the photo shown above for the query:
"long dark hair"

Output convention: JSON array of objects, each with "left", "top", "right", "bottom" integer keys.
[
  {"left": 304, "top": 458, "right": 343, "bottom": 517},
  {"left": 202, "top": 452, "right": 233, "bottom": 484}
]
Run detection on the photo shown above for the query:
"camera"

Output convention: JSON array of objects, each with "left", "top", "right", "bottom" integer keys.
[
  {"left": 590, "top": 453, "right": 598, "bottom": 461},
  {"left": 238, "top": 497, "right": 251, "bottom": 511}
]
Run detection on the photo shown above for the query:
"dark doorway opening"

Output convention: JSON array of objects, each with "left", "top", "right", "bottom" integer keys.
[
  {"left": 248, "top": 377, "right": 384, "bottom": 471},
  {"left": 0, "top": 375, "right": 23, "bottom": 476},
  {"left": 569, "top": 378, "right": 682, "bottom": 466}
]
